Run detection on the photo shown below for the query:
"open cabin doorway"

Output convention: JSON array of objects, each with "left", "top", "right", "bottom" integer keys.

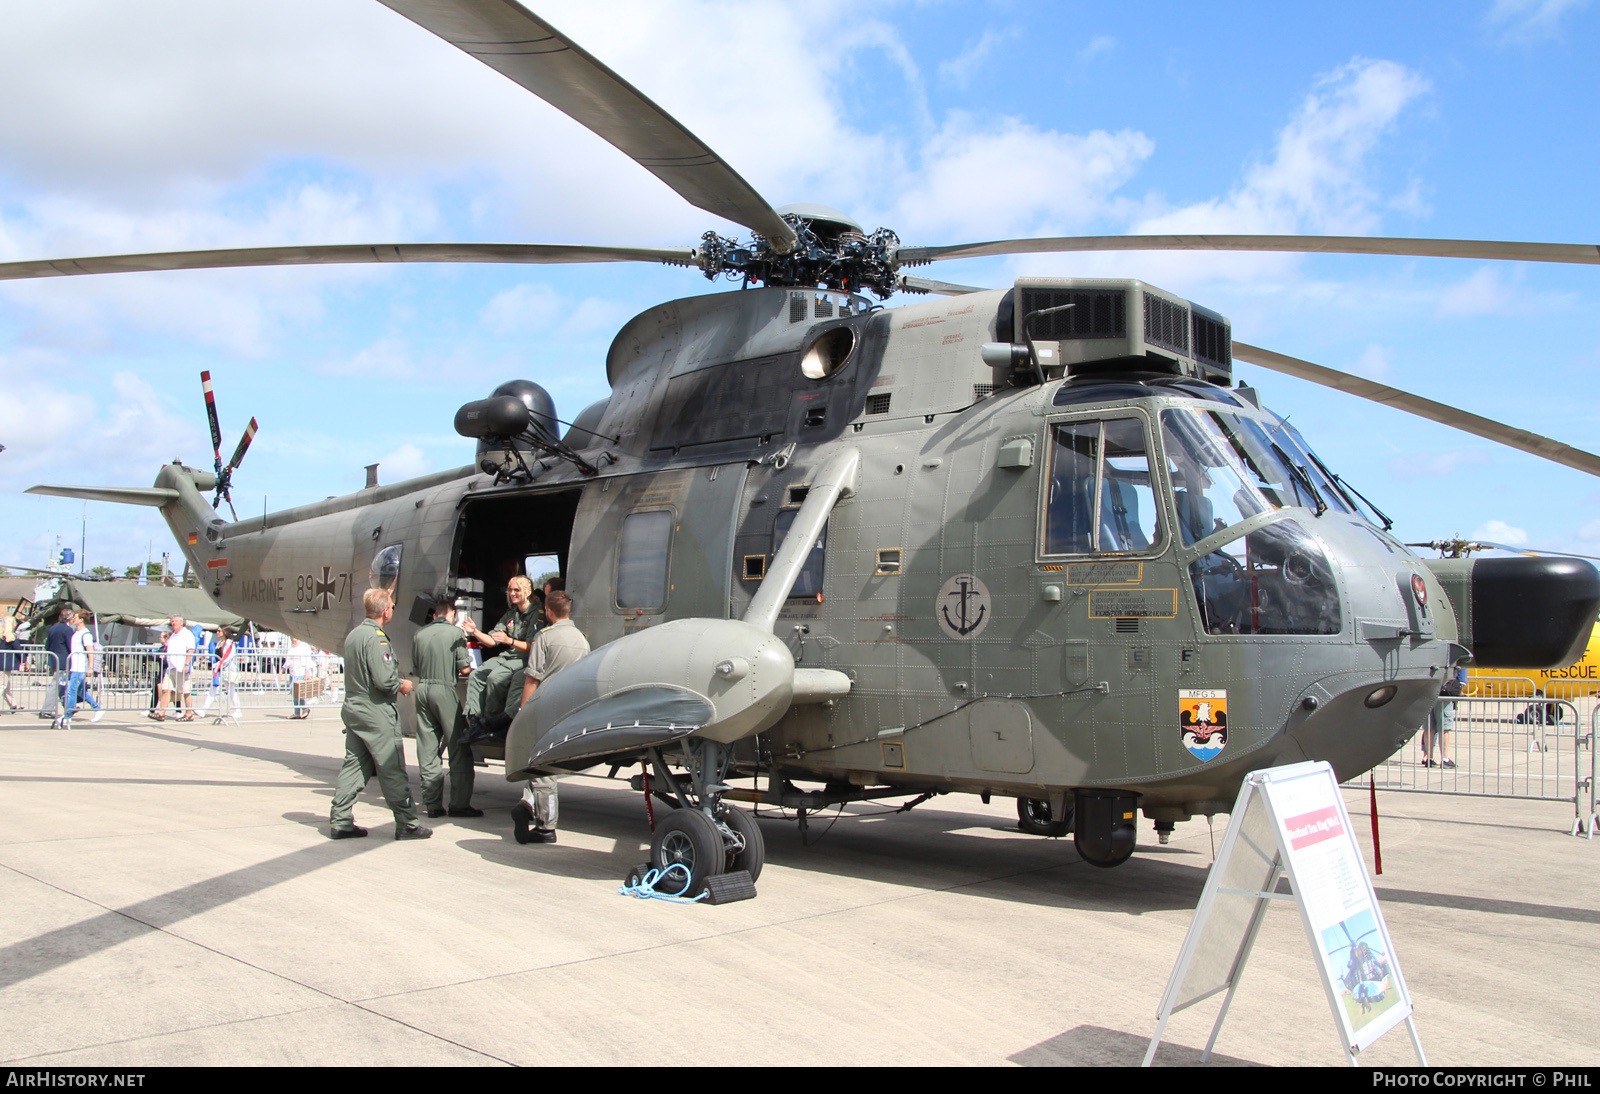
[{"left": 452, "top": 487, "right": 582, "bottom": 627}]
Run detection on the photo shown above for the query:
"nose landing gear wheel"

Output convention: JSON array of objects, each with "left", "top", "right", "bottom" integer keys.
[
  {"left": 1017, "top": 797, "right": 1072, "bottom": 837},
  {"left": 717, "top": 804, "right": 765, "bottom": 882},
  {"left": 651, "top": 808, "right": 725, "bottom": 896}
]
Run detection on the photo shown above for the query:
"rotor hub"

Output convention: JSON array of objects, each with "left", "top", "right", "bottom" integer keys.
[{"left": 696, "top": 212, "right": 901, "bottom": 298}]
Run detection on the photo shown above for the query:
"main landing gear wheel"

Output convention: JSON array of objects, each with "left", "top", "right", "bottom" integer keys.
[
  {"left": 718, "top": 805, "right": 765, "bottom": 882},
  {"left": 1017, "top": 797, "right": 1072, "bottom": 837},
  {"left": 651, "top": 808, "right": 725, "bottom": 896}
]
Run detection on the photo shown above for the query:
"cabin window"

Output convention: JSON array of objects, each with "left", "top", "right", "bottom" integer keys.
[
  {"left": 1043, "top": 417, "right": 1160, "bottom": 555},
  {"left": 616, "top": 510, "right": 673, "bottom": 611},
  {"left": 772, "top": 509, "right": 827, "bottom": 598},
  {"left": 1188, "top": 517, "right": 1341, "bottom": 635},
  {"left": 369, "top": 544, "right": 402, "bottom": 594}
]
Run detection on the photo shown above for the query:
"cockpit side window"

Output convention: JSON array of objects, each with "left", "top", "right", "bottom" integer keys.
[{"left": 1044, "top": 417, "right": 1160, "bottom": 556}]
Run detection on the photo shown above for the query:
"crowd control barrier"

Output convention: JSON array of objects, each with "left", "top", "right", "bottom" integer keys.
[
  {"left": 2, "top": 643, "right": 344, "bottom": 723},
  {"left": 1350, "top": 694, "right": 1596, "bottom": 837}
]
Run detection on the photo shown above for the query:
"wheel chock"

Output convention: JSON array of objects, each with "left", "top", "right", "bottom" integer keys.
[{"left": 702, "top": 869, "right": 757, "bottom": 905}]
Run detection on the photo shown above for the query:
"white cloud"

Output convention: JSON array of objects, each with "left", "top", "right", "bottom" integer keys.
[
  {"left": 375, "top": 443, "right": 429, "bottom": 484},
  {"left": 1484, "top": 0, "right": 1591, "bottom": 42},
  {"left": 1433, "top": 265, "right": 1576, "bottom": 318},
  {"left": 0, "top": 362, "right": 198, "bottom": 483},
  {"left": 1388, "top": 450, "right": 1491, "bottom": 478},
  {"left": 1077, "top": 35, "right": 1117, "bottom": 63},
  {"left": 939, "top": 28, "right": 1019, "bottom": 88},
  {"left": 482, "top": 284, "right": 568, "bottom": 336},
  {"left": 1436, "top": 267, "right": 1508, "bottom": 316},
  {"left": 894, "top": 113, "right": 1153, "bottom": 242},
  {"left": 1100, "top": 58, "right": 1429, "bottom": 288},
  {"left": 1351, "top": 343, "right": 1392, "bottom": 380},
  {"left": 318, "top": 336, "right": 416, "bottom": 379},
  {"left": 1473, "top": 519, "right": 1529, "bottom": 545}
]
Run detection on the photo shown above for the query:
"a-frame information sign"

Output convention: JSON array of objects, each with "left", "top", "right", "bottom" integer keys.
[{"left": 1142, "top": 760, "right": 1425, "bottom": 1067}]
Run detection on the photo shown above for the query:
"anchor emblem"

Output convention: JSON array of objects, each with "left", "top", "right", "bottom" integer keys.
[
  {"left": 942, "top": 578, "right": 987, "bottom": 635},
  {"left": 935, "top": 573, "right": 992, "bottom": 640}
]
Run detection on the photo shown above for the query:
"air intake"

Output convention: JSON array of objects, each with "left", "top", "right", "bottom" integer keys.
[
  {"left": 1011, "top": 278, "right": 1234, "bottom": 385},
  {"left": 1142, "top": 292, "right": 1189, "bottom": 356},
  {"left": 1020, "top": 288, "right": 1127, "bottom": 340},
  {"left": 1191, "top": 306, "right": 1232, "bottom": 383}
]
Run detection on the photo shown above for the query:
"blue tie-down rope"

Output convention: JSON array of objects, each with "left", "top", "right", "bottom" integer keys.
[{"left": 618, "top": 864, "right": 708, "bottom": 903}]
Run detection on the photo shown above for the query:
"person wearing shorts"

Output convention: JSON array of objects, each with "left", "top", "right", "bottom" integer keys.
[{"left": 151, "top": 615, "right": 196, "bottom": 721}]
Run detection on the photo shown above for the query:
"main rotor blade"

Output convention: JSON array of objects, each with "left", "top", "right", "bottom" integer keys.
[
  {"left": 899, "top": 234, "right": 1600, "bottom": 266},
  {"left": 897, "top": 273, "right": 988, "bottom": 296},
  {"left": 379, "top": 0, "right": 797, "bottom": 253},
  {"left": 1406, "top": 539, "right": 1600, "bottom": 562},
  {"left": 1232, "top": 341, "right": 1600, "bottom": 479},
  {"left": 227, "top": 418, "right": 259, "bottom": 472},
  {"left": 200, "top": 371, "right": 223, "bottom": 458},
  {"left": 0, "top": 242, "right": 694, "bottom": 282},
  {"left": 1472, "top": 540, "right": 1600, "bottom": 561}
]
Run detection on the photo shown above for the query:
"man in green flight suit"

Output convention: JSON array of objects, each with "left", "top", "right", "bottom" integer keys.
[
  {"left": 462, "top": 574, "right": 539, "bottom": 739},
  {"left": 328, "top": 588, "right": 431, "bottom": 841},
  {"left": 412, "top": 594, "right": 480, "bottom": 819}
]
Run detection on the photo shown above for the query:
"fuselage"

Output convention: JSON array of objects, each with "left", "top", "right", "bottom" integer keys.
[{"left": 157, "top": 282, "right": 1458, "bottom": 821}]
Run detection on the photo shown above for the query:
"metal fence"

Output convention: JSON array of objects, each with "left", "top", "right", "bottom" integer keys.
[
  {"left": 1352, "top": 694, "right": 1597, "bottom": 838},
  {"left": 1, "top": 643, "right": 344, "bottom": 723}
]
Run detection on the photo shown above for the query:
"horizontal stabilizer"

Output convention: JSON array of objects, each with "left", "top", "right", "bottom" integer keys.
[
  {"left": 530, "top": 686, "right": 713, "bottom": 768},
  {"left": 27, "top": 485, "right": 179, "bottom": 507}
]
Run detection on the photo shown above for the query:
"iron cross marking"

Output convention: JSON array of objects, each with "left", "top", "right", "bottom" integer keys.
[
  {"left": 942, "top": 578, "right": 986, "bottom": 636},
  {"left": 314, "top": 566, "right": 337, "bottom": 611}
]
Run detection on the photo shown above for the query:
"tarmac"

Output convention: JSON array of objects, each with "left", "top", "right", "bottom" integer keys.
[{"left": 1, "top": 703, "right": 1596, "bottom": 1067}]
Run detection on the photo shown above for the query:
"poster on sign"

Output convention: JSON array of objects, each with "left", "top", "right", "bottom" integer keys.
[
  {"left": 1143, "top": 761, "right": 1421, "bottom": 1066},
  {"left": 1262, "top": 763, "right": 1413, "bottom": 1052}
]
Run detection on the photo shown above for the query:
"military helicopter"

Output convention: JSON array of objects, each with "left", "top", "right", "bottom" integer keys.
[{"left": 16, "top": 0, "right": 1600, "bottom": 892}]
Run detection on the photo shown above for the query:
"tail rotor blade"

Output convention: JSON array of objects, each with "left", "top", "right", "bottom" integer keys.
[
  {"left": 200, "top": 371, "right": 223, "bottom": 459},
  {"left": 227, "top": 418, "right": 258, "bottom": 471}
]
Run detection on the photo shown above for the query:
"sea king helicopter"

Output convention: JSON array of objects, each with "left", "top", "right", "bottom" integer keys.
[{"left": 15, "top": 0, "right": 1600, "bottom": 892}]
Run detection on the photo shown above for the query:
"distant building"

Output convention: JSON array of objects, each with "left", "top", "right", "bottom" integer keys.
[{"left": 0, "top": 576, "right": 38, "bottom": 622}]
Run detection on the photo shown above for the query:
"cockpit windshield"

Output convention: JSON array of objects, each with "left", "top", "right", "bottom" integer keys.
[
  {"left": 1262, "top": 414, "right": 1387, "bottom": 528},
  {"left": 1160, "top": 408, "right": 1359, "bottom": 542},
  {"left": 1159, "top": 410, "right": 1273, "bottom": 545}
]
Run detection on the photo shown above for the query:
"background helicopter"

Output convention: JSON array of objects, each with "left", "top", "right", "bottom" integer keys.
[{"left": 4, "top": 2, "right": 1600, "bottom": 887}]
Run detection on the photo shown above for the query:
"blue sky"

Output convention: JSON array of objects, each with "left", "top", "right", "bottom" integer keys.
[{"left": 1, "top": 0, "right": 1596, "bottom": 574}]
